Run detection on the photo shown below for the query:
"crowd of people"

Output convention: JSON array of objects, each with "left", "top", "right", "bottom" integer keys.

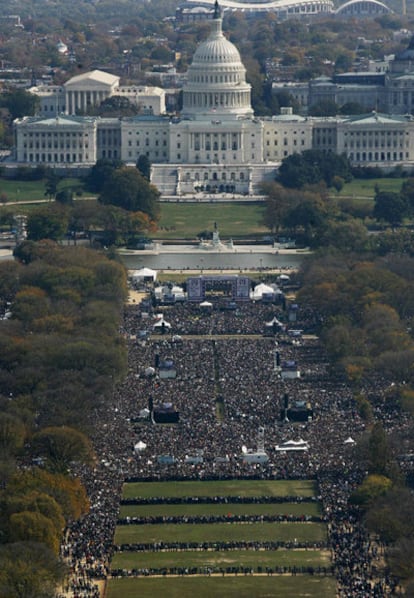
[
  {"left": 110, "top": 564, "right": 333, "bottom": 578},
  {"left": 59, "top": 291, "right": 414, "bottom": 597},
  {"left": 117, "top": 513, "right": 323, "bottom": 525}
]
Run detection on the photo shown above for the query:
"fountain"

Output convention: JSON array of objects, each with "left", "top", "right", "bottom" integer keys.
[
  {"left": 199, "top": 223, "right": 234, "bottom": 251},
  {"left": 118, "top": 223, "right": 308, "bottom": 270}
]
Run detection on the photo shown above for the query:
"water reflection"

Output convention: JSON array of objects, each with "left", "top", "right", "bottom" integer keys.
[{"left": 119, "top": 251, "right": 303, "bottom": 271}]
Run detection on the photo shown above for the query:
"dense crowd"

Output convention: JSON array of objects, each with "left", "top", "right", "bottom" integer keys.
[
  {"left": 59, "top": 294, "right": 414, "bottom": 597},
  {"left": 111, "top": 564, "right": 333, "bottom": 578},
  {"left": 118, "top": 513, "right": 321, "bottom": 524},
  {"left": 121, "top": 495, "right": 317, "bottom": 504}
]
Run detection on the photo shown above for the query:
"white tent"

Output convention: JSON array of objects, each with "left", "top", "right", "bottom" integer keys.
[
  {"left": 144, "top": 366, "right": 156, "bottom": 377},
  {"left": 154, "top": 285, "right": 168, "bottom": 298},
  {"left": 241, "top": 451, "right": 269, "bottom": 464},
  {"left": 250, "top": 283, "right": 275, "bottom": 300},
  {"left": 171, "top": 285, "right": 186, "bottom": 299},
  {"left": 134, "top": 441, "right": 147, "bottom": 453},
  {"left": 130, "top": 267, "right": 157, "bottom": 281},
  {"left": 153, "top": 317, "right": 171, "bottom": 329},
  {"left": 344, "top": 437, "right": 356, "bottom": 445},
  {"left": 200, "top": 300, "right": 213, "bottom": 308},
  {"left": 275, "top": 439, "right": 309, "bottom": 452},
  {"left": 265, "top": 316, "right": 284, "bottom": 328},
  {"left": 270, "top": 283, "right": 282, "bottom": 293},
  {"left": 278, "top": 274, "right": 290, "bottom": 282}
]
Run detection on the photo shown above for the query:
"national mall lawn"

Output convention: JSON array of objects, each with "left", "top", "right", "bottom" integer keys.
[
  {"left": 0, "top": 175, "right": 405, "bottom": 238},
  {"left": 106, "top": 576, "right": 336, "bottom": 598},
  {"left": 108, "top": 479, "right": 333, "bottom": 597}
]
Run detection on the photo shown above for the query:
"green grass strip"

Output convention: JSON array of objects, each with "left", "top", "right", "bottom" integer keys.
[
  {"left": 122, "top": 480, "right": 316, "bottom": 500},
  {"left": 111, "top": 548, "right": 331, "bottom": 571},
  {"left": 114, "top": 522, "right": 327, "bottom": 545},
  {"left": 106, "top": 575, "right": 336, "bottom": 598},
  {"left": 118, "top": 502, "right": 322, "bottom": 519}
]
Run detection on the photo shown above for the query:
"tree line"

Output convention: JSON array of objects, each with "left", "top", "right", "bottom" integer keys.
[
  {"left": 261, "top": 150, "right": 414, "bottom": 255},
  {"left": 268, "top": 151, "right": 414, "bottom": 589},
  {"left": 0, "top": 242, "right": 127, "bottom": 597},
  {"left": 0, "top": 158, "right": 160, "bottom": 248},
  {"left": 297, "top": 249, "right": 414, "bottom": 591}
]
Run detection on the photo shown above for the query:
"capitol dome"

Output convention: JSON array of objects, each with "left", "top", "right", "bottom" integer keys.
[
  {"left": 182, "top": 0, "right": 253, "bottom": 120},
  {"left": 191, "top": 24, "right": 242, "bottom": 65}
]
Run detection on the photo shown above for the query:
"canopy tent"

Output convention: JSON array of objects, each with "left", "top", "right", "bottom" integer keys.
[
  {"left": 265, "top": 316, "right": 284, "bottom": 328},
  {"left": 130, "top": 267, "right": 157, "bottom": 281},
  {"left": 153, "top": 318, "right": 171, "bottom": 329},
  {"left": 275, "top": 439, "right": 309, "bottom": 452},
  {"left": 344, "top": 437, "right": 356, "bottom": 445},
  {"left": 134, "top": 441, "right": 147, "bottom": 453},
  {"left": 241, "top": 450, "right": 269, "bottom": 464},
  {"left": 171, "top": 284, "right": 185, "bottom": 296},
  {"left": 154, "top": 285, "right": 168, "bottom": 298},
  {"left": 200, "top": 300, "right": 213, "bottom": 308},
  {"left": 269, "top": 283, "right": 282, "bottom": 293},
  {"left": 250, "top": 283, "right": 274, "bottom": 300},
  {"left": 169, "top": 284, "right": 186, "bottom": 302},
  {"left": 277, "top": 274, "right": 290, "bottom": 282}
]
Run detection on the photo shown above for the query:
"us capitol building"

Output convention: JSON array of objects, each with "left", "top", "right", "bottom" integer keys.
[{"left": 13, "top": 1, "right": 414, "bottom": 198}]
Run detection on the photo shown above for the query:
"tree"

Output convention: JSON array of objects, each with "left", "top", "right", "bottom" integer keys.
[
  {"left": 12, "top": 287, "right": 50, "bottom": 324},
  {"left": 277, "top": 153, "right": 320, "bottom": 188},
  {"left": 26, "top": 207, "right": 68, "bottom": 242},
  {"left": 95, "top": 95, "right": 140, "bottom": 117},
  {"left": 365, "top": 487, "right": 414, "bottom": 543},
  {"left": 322, "top": 323, "right": 358, "bottom": 362},
  {"left": 8, "top": 470, "right": 89, "bottom": 522},
  {"left": 388, "top": 538, "right": 414, "bottom": 583},
  {"left": 318, "top": 219, "right": 369, "bottom": 252},
  {"left": 373, "top": 191, "right": 408, "bottom": 227},
  {"left": 400, "top": 177, "right": 414, "bottom": 215},
  {"left": 0, "top": 413, "right": 25, "bottom": 457},
  {"left": 30, "top": 426, "right": 95, "bottom": 474},
  {"left": 136, "top": 155, "right": 151, "bottom": 181},
  {"left": 0, "top": 541, "right": 65, "bottom": 598},
  {"left": 13, "top": 240, "right": 58, "bottom": 265},
  {"left": 283, "top": 199, "right": 327, "bottom": 233},
  {"left": 84, "top": 158, "right": 124, "bottom": 193},
  {"left": 8, "top": 511, "right": 61, "bottom": 554},
  {"left": 0, "top": 89, "right": 39, "bottom": 119},
  {"left": 44, "top": 172, "right": 60, "bottom": 200},
  {"left": 335, "top": 52, "right": 354, "bottom": 73},
  {"left": 277, "top": 150, "right": 352, "bottom": 189},
  {"left": 7, "top": 491, "right": 65, "bottom": 539},
  {"left": 260, "top": 182, "right": 295, "bottom": 233},
  {"left": 339, "top": 102, "right": 367, "bottom": 115},
  {"left": 99, "top": 166, "right": 160, "bottom": 220},
  {"left": 308, "top": 100, "right": 339, "bottom": 116},
  {"left": 150, "top": 45, "right": 172, "bottom": 61},
  {"left": 349, "top": 474, "right": 393, "bottom": 510},
  {"left": 0, "top": 261, "right": 22, "bottom": 301},
  {"left": 368, "top": 423, "right": 391, "bottom": 476},
  {"left": 55, "top": 189, "right": 73, "bottom": 205},
  {"left": 270, "top": 90, "right": 299, "bottom": 115}
]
